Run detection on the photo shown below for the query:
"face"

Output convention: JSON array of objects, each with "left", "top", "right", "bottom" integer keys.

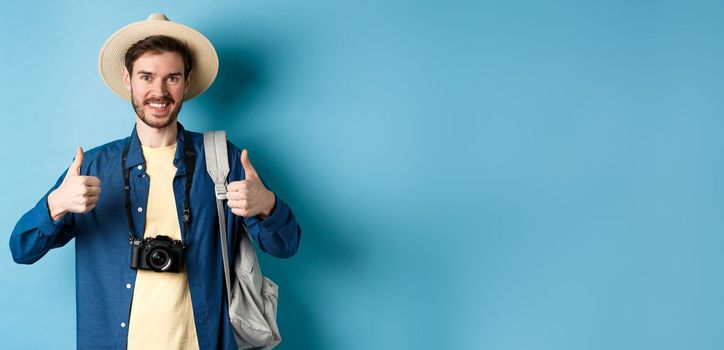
[{"left": 123, "top": 51, "right": 190, "bottom": 129}]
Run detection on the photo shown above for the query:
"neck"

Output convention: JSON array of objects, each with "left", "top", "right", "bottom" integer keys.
[{"left": 135, "top": 118, "right": 178, "bottom": 148}]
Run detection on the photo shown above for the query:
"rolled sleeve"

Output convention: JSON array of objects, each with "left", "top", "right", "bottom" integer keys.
[
  {"left": 9, "top": 172, "right": 76, "bottom": 264},
  {"left": 243, "top": 197, "right": 300, "bottom": 259}
]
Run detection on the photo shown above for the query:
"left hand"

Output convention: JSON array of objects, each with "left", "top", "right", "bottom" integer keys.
[{"left": 227, "top": 149, "right": 276, "bottom": 219}]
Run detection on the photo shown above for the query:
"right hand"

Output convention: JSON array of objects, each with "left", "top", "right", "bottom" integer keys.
[{"left": 47, "top": 147, "right": 102, "bottom": 221}]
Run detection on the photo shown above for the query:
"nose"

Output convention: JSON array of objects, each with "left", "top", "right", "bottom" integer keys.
[{"left": 150, "top": 77, "right": 169, "bottom": 98}]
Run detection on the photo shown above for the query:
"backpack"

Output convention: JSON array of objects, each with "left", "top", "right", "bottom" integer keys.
[{"left": 204, "top": 130, "right": 282, "bottom": 349}]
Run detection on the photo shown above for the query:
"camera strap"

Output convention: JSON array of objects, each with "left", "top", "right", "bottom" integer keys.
[{"left": 121, "top": 129, "right": 196, "bottom": 244}]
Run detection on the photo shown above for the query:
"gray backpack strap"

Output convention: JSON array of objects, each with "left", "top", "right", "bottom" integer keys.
[
  {"left": 204, "top": 130, "right": 230, "bottom": 200},
  {"left": 203, "top": 131, "right": 232, "bottom": 308}
]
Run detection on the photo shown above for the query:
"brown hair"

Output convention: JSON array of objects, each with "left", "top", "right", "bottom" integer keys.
[{"left": 124, "top": 35, "right": 194, "bottom": 78}]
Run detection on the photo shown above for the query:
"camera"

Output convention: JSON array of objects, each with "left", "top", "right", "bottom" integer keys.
[{"left": 130, "top": 235, "right": 184, "bottom": 273}]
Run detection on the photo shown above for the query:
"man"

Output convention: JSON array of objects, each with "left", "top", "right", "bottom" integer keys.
[{"left": 9, "top": 13, "right": 301, "bottom": 349}]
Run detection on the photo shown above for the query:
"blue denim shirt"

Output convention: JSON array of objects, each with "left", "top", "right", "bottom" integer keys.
[{"left": 9, "top": 123, "right": 301, "bottom": 349}]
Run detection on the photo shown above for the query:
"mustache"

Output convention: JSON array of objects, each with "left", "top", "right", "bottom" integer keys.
[{"left": 144, "top": 96, "right": 174, "bottom": 104}]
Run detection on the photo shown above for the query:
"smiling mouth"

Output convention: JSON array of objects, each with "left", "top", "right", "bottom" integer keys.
[{"left": 146, "top": 101, "right": 172, "bottom": 114}]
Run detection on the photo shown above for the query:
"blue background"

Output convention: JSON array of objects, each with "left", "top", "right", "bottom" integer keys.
[{"left": 2, "top": 1, "right": 723, "bottom": 349}]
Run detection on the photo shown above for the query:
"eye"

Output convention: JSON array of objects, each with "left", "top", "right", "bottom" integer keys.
[
  {"left": 140, "top": 75, "right": 151, "bottom": 81},
  {"left": 167, "top": 76, "right": 179, "bottom": 83}
]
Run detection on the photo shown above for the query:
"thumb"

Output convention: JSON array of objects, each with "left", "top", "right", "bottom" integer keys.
[
  {"left": 240, "top": 149, "right": 258, "bottom": 179},
  {"left": 69, "top": 146, "right": 84, "bottom": 176}
]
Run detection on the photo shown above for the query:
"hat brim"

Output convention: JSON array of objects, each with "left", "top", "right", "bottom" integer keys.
[{"left": 98, "top": 17, "right": 218, "bottom": 101}]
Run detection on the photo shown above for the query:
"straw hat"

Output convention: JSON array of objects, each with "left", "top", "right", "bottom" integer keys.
[{"left": 98, "top": 13, "right": 218, "bottom": 101}]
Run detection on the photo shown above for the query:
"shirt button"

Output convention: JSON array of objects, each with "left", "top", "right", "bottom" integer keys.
[
  {"left": 126, "top": 283, "right": 132, "bottom": 289},
  {"left": 137, "top": 207, "right": 143, "bottom": 212},
  {"left": 121, "top": 322, "right": 126, "bottom": 328},
  {"left": 137, "top": 165, "right": 143, "bottom": 170}
]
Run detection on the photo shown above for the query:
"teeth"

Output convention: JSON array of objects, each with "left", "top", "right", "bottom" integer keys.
[{"left": 149, "top": 103, "right": 168, "bottom": 108}]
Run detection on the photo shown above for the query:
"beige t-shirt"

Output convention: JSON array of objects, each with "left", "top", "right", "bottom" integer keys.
[{"left": 127, "top": 144, "right": 199, "bottom": 350}]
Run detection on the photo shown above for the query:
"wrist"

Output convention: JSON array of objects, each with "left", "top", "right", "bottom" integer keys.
[
  {"left": 47, "top": 190, "right": 67, "bottom": 221},
  {"left": 258, "top": 191, "right": 276, "bottom": 220}
]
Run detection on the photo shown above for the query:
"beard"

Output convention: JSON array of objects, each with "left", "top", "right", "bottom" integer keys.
[{"left": 130, "top": 88, "right": 184, "bottom": 129}]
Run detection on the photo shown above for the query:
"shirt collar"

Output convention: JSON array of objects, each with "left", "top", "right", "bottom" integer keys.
[{"left": 123, "top": 122, "right": 188, "bottom": 171}]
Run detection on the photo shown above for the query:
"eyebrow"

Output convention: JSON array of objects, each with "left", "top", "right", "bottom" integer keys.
[{"left": 135, "top": 71, "right": 184, "bottom": 78}]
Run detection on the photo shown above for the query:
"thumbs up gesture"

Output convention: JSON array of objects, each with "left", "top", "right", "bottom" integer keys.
[
  {"left": 226, "top": 149, "right": 276, "bottom": 219},
  {"left": 47, "top": 147, "right": 102, "bottom": 221}
]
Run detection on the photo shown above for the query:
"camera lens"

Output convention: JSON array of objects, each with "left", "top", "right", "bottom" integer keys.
[{"left": 148, "top": 248, "right": 172, "bottom": 272}]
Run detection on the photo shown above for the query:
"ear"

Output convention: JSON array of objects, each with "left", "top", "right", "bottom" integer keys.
[{"left": 122, "top": 66, "right": 131, "bottom": 92}]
